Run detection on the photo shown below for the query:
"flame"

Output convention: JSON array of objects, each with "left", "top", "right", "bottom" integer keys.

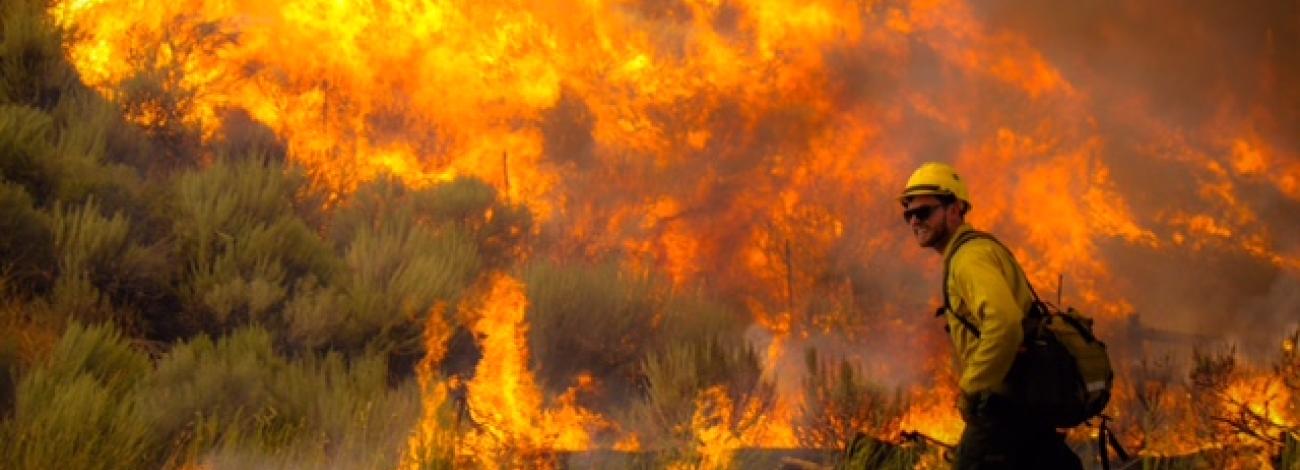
[
  {"left": 52, "top": 0, "right": 1300, "bottom": 462},
  {"left": 51, "top": 0, "right": 1300, "bottom": 315},
  {"left": 685, "top": 386, "right": 746, "bottom": 470},
  {"left": 898, "top": 358, "right": 964, "bottom": 448},
  {"left": 898, "top": 384, "right": 963, "bottom": 448},
  {"left": 1222, "top": 373, "right": 1297, "bottom": 449},
  {"left": 400, "top": 305, "right": 455, "bottom": 469},
  {"left": 675, "top": 385, "right": 796, "bottom": 469},
  {"left": 458, "top": 274, "right": 608, "bottom": 465},
  {"left": 400, "top": 277, "right": 611, "bottom": 468}
]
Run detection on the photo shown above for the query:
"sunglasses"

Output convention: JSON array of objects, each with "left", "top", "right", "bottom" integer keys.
[{"left": 902, "top": 204, "right": 944, "bottom": 223}]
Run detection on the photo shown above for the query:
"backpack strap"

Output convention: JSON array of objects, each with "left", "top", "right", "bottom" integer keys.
[
  {"left": 940, "top": 230, "right": 1045, "bottom": 339},
  {"left": 940, "top": 230, "right": 987, "bottom": 338}
]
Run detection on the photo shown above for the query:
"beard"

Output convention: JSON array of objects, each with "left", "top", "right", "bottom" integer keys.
[{"left": 913, "top": 222, "right": 949, "bottom": 248}]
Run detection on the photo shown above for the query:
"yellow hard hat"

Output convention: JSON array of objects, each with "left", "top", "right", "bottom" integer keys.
[{"left": 899, "top": 162, "right": 969, "bottom": 207}]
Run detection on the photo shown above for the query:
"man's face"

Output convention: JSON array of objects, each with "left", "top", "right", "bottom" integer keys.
[{"left": 902, "top": 195, "right": 953, "bottom": 249}]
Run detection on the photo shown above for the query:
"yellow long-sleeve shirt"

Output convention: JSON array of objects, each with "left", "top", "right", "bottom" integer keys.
[{"left": 941, "top": 224, "right": 1034, "bottom": 395}]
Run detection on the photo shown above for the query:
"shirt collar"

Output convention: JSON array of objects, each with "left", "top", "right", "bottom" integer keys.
[{"left": 941, "top": 223, "right": 975, "bottom": 259}]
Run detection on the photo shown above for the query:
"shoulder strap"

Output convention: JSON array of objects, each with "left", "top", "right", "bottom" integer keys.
[
  {"left": 940, "top": 230, "right": 1044, "bottom": 338},
  {"left": 941, "top": 231, "right": 987, "bottom": 337}
]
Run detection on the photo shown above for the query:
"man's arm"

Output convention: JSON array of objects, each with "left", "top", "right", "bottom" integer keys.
[{"left": 953, "top": 244, "right": 1024, "bottom": 395}]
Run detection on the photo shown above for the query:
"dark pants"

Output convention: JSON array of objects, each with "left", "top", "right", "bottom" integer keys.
[{"left": 954, "top": 394, "right": 1082, "bottom": 470}]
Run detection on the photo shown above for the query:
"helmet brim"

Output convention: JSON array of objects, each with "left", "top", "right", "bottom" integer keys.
[
  {"left": 897, "top": 188, "right": 953, "bottom": 203},
  {"left": 898, "top": 190, "right": 972, "bottom": 213}
]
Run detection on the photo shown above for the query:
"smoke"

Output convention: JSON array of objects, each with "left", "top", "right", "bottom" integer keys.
[
  {"left": 961, "top": 0, "right": 1300, "bottom": 355},
  {"left": 520, "top": 0, "right": 1300, "bottom": 374},
  {"left": 59, "top": 0, "right": 1300, "bottom": 384},
  {"left": 1234, "top": 274, "right": 1300, "bottom": 357}
]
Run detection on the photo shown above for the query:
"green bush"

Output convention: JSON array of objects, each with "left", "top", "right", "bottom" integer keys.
[
  {"left": 47, "top": 198, "right": 131, "bottom": 321},
  {"left": 1, "top": 325, "right": 425, "bottom": 469},
  {"left": 0, "top": 3, "right": 451, "bottom": 468},
  {"left": 145, "top": 326, "right": 421, "bottom": 468},
  {"left": 0, "top": 104, "right": 56, "bottom": 199},
  {"left": 0, "top": 0, "right": 143, "bottom": 210},
  {"left": 656, "top": 293, "right": 748, "bottom": 352},
  {"left": 0, "top": 100, "right": 144, "bottom": 309},
  {"left": 0, "top": 323, "right": 159, "bottom": 470},
  {"left": 107, "top": 15, "right": 234, "bottom": 169},
  {"left": 523, "top": 261, "right": 663, "bottom": 396},
  {"left": 145, "top": 327, "right": 285, "bottom": 442},
  {"left": 31, "top": 322, "right": 149, "bottom": 394},
  {"left": 631, "top": 335, "right": 768, "bottom": 451},
  {"left": 272, "top": 175, "right": 496, "bottom": 359},
  {"left": 328, "top": 174, "right": 409, "bottom": 247},
  {"left": 45, "top": 88, "right": 144, "bottom": 209},
  {"left": 1, "top": 88, "right": 142, "bottom": 213},
  {"left": 421, "top": 177, "right": 531, "bottom": 268},
  {"left": 52, "top": 198, "right": 130, "bottom": 275},
  {"left": 332, "top": 175, "right": 530, "bottom": 269},
  {"left": 169, "top": 156, "right": 339, "bottom": 331},
  {"left": 838, "top": 432, "right": 921, "bottom": 470},
  {"left": 285, "top": 219, "right": 479, "bottom": 357},
  {"left": 0, "top": 0, "right": 75, "bottom": 108},
  {"left": 0, "top": 181, "right": 53, "bottom": 288},
  {"left": 603, "top": 290, "right": 770, "bottom": 464}
]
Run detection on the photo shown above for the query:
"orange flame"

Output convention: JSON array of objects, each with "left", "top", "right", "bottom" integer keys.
[
  {"left": 52, "top": 0, "right": 1300, "bottom": 462},
  {"left": 400, "top": 305, "right": 455, "bottom": 469},
  {"left": 459, "top": 274, "right": 608, "bottom": 464},
  {"left": 898, "top": 383, "right": 963, "bottom": 448}
]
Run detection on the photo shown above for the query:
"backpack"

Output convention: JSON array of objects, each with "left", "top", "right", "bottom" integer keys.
[{"left": 940, "top": 230, "right": 1114, "bottom": 428}]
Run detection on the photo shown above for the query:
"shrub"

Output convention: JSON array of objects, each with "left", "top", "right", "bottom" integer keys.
[
  {"left": 47, "top": 198, "right": 132, "bottom": 322},
  {"left": 656, "top": 293, "right": 748, "bottom": 352},
  {"left": 523, "top": 261, "right": 663, "bottom": 396},
  {"left": 631, "top": 335, "right": 768, "bottom": 451},
  {"left": 144, "top": 327, "right": 285, "bottom": 442},
  {"left": 145, "top": 326, "right": 422, "bottom": 468},
  {"left": 278, "top": 175, "right": 498, "bottom": 360},
  {"left": 45, "top": 88, "right": 144, "bottom": 209},
  {"left": 0, "top": 289, "right": 62, "bottom": 378},
  {"left": 839, "top": 431, "right": 921, "bottom": 470},
  {"left": 0, "top": 0, "right": 76, "bottom": 109},
  {"left": 0, "top": 325, "right": 425, "bottom": 469},
  {"left": 169, "top": 156, "right": 339, "bottom": 332},
  {"left": 285, "top": 221, "right": 479, "bottom": 358},
  {"left": 420, "top": 177, "right": 531, "bottom": 268},
  {"left": 108, "top": 15, "right": 234, "bottom": 169},
  {"left": 29, "top": 322, "right": 149, "bottom": 395},
  {"left": 795, "top": 348, "right": 906, "bottom": 450},
  {"left": 0, "top": 104, "right": 56, "bottom": 200},
  {"left": 0, "top": 181, "right": 53, "bottom": 288},
  {"left": 0, "top": 323, "right": 159, "bottom": 470},
  {"left": 597, "top": 289, "right": 773, "bottom": 466},
  {"left": 1, "top": 90, "right": 142, "bottom": 212},
  {"left": 49, "top": 197, "right": 130, "bottom": 277},
  {"left": 114, "top": 68, "right": 203, "bottom": 168},
  {"left": 332, "top": 175, "right": 531, "bottom": 269},
  {"left": 328, "top": 174, "right": 410, "bottom": 247}
]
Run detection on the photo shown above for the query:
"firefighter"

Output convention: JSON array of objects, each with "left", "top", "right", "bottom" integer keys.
[{"left": 899, "top": 162, "right": 1081, "bottom": 469}]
